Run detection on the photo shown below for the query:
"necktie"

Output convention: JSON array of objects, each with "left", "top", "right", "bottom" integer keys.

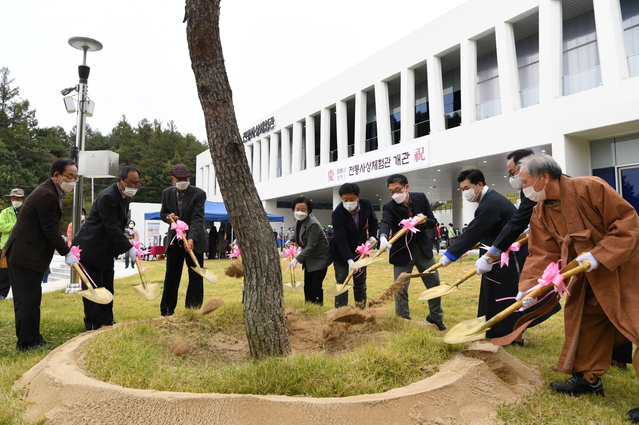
[{"left": 177, "top": 190, "right": 184, "bottom": 215}]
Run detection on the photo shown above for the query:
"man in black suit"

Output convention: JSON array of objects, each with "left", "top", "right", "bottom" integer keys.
[
  {"left": 331, "top": 182, "right": 378, "bottom": 308},
  {"left": 5, "top": 158, "right": 80, "bottom": 350},
  {"left": 160, "top": 164, "right": 207, "bottom": 317},
  {"left": 378, "top": 174, "right": 445, "bottom": 330},
  {"left": 73, "top": 166, "right": 140, "bottom": 331}
]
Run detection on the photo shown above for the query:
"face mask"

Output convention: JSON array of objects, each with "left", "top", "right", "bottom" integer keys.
[
  {"left": 175, "top": 181, "right": 190, "bottom": 190},
  {"left": 463, "top": 186, "right": 480, "bottom": 202},
  {"left": 343, "top": 201, "right": 358, "bottom": 212},
  {"left": 129, "top": 224, "right": 135, "bottom": 229},
  {"left": 11, "top": 201, "right": 22, "bottom": 209},
  {"left": 60, "top": 181, "right": 76, "bottom": 193},
  {"left": 123, "top": 187, "right": 137, "bottom": 197},
  {"left": 392, "top": 192, "right": 407, "bottom": 204},
  {"left": 509, "top": 174, "right": 523, "bottom": 191},
  {"left": 81, "top": 215, "right": 86, "bottom": 221},
  {"left": 522, "top": 176, "right": 547, "bottom": 202},
  {"left": 294, "top": 211, "right": 308, "bottom": 221}
]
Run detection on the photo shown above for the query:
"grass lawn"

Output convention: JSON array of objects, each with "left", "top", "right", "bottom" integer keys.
[{"left": 1, "top": 253, "right": 638, "bottom": 424}]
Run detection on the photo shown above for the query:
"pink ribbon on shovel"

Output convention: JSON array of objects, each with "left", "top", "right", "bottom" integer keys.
[
  {"left": 534, "top": 260, "right": 571, "bottom": 298},
  {"left": 399, "top": 217, "right": 421, "bottom": 234},
  {"left": 71, "top": 245, "right": 82, "bottom": 261},
  {"left": 228, "top": 244, "right": 241, "bottom": 259},
  {"left": 170, "top": 219, "right": 189, "bottom": 245},
  {"left": 131, "top": 240, "right": 149, "bottom": 257},
  {"left": 355, "top": 241, "right": 374, "bottom": 257},
  {"left": 499, "top": 241, "right": 521, "bottom": 268},
  {"left": 282, "top": 245, "right": 300, "bottom": 261}
]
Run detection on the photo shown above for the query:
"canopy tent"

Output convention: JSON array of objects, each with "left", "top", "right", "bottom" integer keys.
[{"left": 144, "top": 201, "right": 284, "bottom": 223}]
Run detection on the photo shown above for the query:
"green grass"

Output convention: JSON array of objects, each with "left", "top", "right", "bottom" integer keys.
[{"left": 1, "top": 254, "right": 638, "bottom": 424}]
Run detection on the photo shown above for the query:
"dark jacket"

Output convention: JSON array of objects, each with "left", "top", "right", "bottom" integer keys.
[
  {"left": 492, "top": 191, "right": 536, "bottom": 252},
  {"left": 331, "top": 198, "right": 378, "bottom": 265},
  {"left": 160, "top": 185, "right": 207, "bottom": 253},
  {"left": 5, "top": 179, "right": 70, "bottom": 273},
  {"left": 379, "top": 192, "right": 437, "bottom": 266},
  {"left": 291, "top": 213, "right": 332, "bottom": 272},
  {"left": 73, "top": 183, "right": 133, "bottom": 269}
]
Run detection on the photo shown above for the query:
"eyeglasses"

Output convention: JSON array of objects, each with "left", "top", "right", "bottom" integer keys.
[
  {"left": 61, "top": 173, "right": 79, "bottom": 182},
  {"left": 388, "top": 185, "right": 405, "bottom": 195},
  {"left": 507, "top": 166, "right": 520, "bottom": 178},
  {"left": 123, "top": 179, "right": 142, "bottom": 188}
]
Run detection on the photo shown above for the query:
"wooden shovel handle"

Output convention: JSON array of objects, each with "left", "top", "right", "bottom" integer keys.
[
  {"left": 134, "top": 256, "right": 148, "bottom": 289},
  {"left": 72, "top": 262, "right": 91, "bottom": 288}
]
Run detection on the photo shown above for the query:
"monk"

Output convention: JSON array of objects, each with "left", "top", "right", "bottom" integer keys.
[{"left": 517, "top": 154, "right": 639, "bottom": 423}]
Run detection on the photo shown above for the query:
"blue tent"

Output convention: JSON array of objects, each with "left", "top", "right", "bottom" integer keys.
[{"left": 144, "top": 201, "right": 284, "bottom": 223}]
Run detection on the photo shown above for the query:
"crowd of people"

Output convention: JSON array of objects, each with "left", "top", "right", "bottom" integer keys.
[{"left": 3, "top": 149, "right": 639, "bottom": 421}]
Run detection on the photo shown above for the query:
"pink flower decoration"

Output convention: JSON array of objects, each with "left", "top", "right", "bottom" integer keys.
[
  {"left": 355, "top": 241, "right": 373, "bottom": 257},
  {"left": 282, "top": 245, "right": 300, "bottom": 261},
  {"left": 499, "top": 242, "right": 521, "bottom": 268},
  {"left": 170, "top": 220, "right": 189, "bottom": 244},
  {"left": 536, "top": 261, "right": 570, "bottom": 298},
  {"left": 131, "top": 240, "right": 149, "bottom": 257},
  {"left": 71, "top": 245, "right": 82, "bottom": 261},
  {"left": 399, "top": 217, "right": 421, "bottom": 233},
  {"left": 228, "top": 244, "right": 241, "bottom": 258}
]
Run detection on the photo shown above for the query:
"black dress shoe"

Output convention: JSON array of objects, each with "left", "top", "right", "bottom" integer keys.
[
  {"left": 40, "top": 337, "right": 52, "bottom": 344},
  {"left": 628, "top": 407, "right": 639, "bottom": 423},
  {"left": 550, "top": 373, "right": 604, "bottom": 396},
  {"left": 18, "top": 344, "right": 45, "bottom": 352},
  {"left": 426, "top": 318, "right": 447, "bottom": 331}
]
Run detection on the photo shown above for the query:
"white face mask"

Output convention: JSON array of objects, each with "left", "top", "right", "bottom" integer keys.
[
  {"left": 294, "top": 211, "right": 308, "bottom": 221},
  {"left": 81, "top": 215, "right": 86, "bottom": 221},
  {"left": 123, "top": 187, "right": 137, "bottom": 197},
  {"left": 509, "top": 174, "right": 523, "bottom": 191},
  {"left": 175, "top": 181, "right": 190, "bottom": 190},
  {"left": 522, "top": 175, "right": 547, "bottom": 202},
  {"left": 129, "top": 224, "right": 135, "bottom": 229},
  {"left": 11, "top": 201, "right": 23, "bottom": 209},
  {"left": 463, "top": 186, "right": 480, "bottom": 202},
  {"left": 343, "top": 201, "right": 358, "bottom": 212},
  {"left": 60, "top": 181, "right": 76, "bottom": 193},
  {"left": 392, "top": 192, "right": 407, "bottom": 204}
]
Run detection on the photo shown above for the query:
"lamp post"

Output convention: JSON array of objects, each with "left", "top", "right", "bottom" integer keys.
[{"left": 66, "top": 36, "right": 102, "bottom": 290}]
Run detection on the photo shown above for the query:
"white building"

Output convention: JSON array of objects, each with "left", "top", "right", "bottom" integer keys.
[{"left": 196, "top": 0, "right": 639, "bottom": 230}]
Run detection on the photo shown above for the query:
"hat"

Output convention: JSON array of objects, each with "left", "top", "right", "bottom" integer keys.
[
  {"left": 170, "top": 164, "right": 191, "bottom": 178},
  {"left": 6, "top": 188, "right": 25, "bottom": 198}
]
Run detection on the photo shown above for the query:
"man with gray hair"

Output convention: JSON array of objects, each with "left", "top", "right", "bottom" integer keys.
[{"left": 517, "top": 154, "right": 639, "bottom": 422}]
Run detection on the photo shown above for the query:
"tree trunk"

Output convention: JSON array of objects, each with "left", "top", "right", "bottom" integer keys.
[{"left": 184, "top": 0, "right": 290, "bottom": 358}]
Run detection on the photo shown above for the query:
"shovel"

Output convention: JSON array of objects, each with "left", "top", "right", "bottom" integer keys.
[
  {"left": 74, "top": 263, "right": 113, "bottom": 305},
  {"left": 443, "top": 259, "right": 589, "bottom": 344},
  {"left": 283, "top": 264, "right": 304, "bottom": 292},
  {"left": 167, "top": 216, "right": 218, "bottom": 283},
  {"left": 419, "top": 236, "right": 529, "bottom": 301},
  {"left": 131, "top": 256, "right": 162, "bottom": 300},
  {"left": 326, "top": 240, "right": 378, "bottom": 297}
]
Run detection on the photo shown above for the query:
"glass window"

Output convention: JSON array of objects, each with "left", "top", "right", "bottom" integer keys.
[
  {"left": 621, "top": 0, "right": 639, "bottom": 77},
  {"left": 562, "top": 10, "right": 601, "bottom": 95},
  {"left": 476, "top": 49, "right": 501, "bottom": 120}
]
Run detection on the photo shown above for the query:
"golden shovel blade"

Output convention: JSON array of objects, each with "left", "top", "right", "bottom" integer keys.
[
  {"left": 190, "top": 265, "right": 218, "bottom": 283},
  {"left": 325, "top": 283, "right": 353, "bottom": 297},
  {"left": 132, "top": 283, "right": 162, "bottom": 300},
  {"left": 78, "top": 287, "right": 114, "bottom": 305},
  {"left": 418, "top": 284, "right": 459, "bottom": 301},
  {"left": 283, "top": 282, "right": 305, "bottom": 292},
  {"left": 443, "top": 316, "right": 488, "bottom": 344}
]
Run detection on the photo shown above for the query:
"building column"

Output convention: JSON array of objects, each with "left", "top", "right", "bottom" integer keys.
[
  {"left": 336, "top": 99, "right": 348, "bottom": 161},
  {"left": 332, "top": 186, "right": 342, "bottom": 211},
  {"left": 306, "top": 115, "right": 316, "bottom": 169},
  {"left": 496, "top": 21, "right": 521, "bottom": 112},
  {"left": 375, "top": 80, "right": 392, "bottom": 149},
  {"left": 354, "top": 90, "right": 367, "bottom": 155},
  {"left": 269, "top": 133, "right": 279, "bottom": 179},
  {"left": 539, "top": 0, "right": 563, "bottom": 102},
  {"left": 245, "top": 143, "right": 253, "bottom": 175},
  {"left": 427, "top": 56, "right": 445, "bottom": 133},
  {"left": 320, "top": 107, "right": 330, "bottom": 165},
  {"left": 593, "top": 0, "right": 629, "bottom": 84},
  {"left": 261, "top": 138, "right": 269, "bottom": 182},
  {"left": 401, "top": 68, "right": 415, "bottom": 143},
  {"left": 252, "top": 140, "right": 261, "bottom": 182},
  {"left": 461, "top": 38, "right": 478, "bottom": 125},
  {"left": 291, "top": 121, "right": 302, "bottom": 173},
  {"left": 281, "top": 127, "right": 291, "bottom": 176}
]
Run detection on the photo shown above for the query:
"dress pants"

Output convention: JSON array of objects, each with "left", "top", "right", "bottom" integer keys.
[
  {"left": 80, "top": 261, "right": 115, "bottom": 331},
  {"left": 303, "top": 266, "right": 327, "bottom": 306},
  {"left": 392, "top": 241, "right": 443, "bottom": 322},
  {"left": 0, "top": 267, "right": 10, "bottom": 297},
  {"left": 8, "top": 262, "right": 45, "bottom": 349},
  {"left": 160, "top": 244, "right": 204, "bottom": 316},
  {"left": 334, "top": 261, "right": 367, "bottom": 308}
]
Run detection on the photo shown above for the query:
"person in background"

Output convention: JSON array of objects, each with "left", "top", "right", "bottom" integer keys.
[
  {"left": 124, "top": 220, "right": 139, "bottom": 269},
  {"left": 5, "top": 158, "right": 79, "bottom": 350},
  {"left": 447, "top": 223, "right": 456, "bottom": 247},
  {"left": 0, "top": 188, "right": 25, "bottom": 299},
  {"left": 66, "top": 207, "right": 86, "bottom": 247},
  {"left": 288, "top": 196, "right": 332, "bottom": 305},
  {"left": 208, "top": 224, "right": 218, "bottom": 259},
  {"left": 331, "top": 182, "right": 378, "bottom": 309}
]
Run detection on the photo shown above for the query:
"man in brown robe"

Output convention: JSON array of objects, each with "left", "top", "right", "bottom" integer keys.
[{"left": 518, "top": 154, "right": 639, "bottom": 423}]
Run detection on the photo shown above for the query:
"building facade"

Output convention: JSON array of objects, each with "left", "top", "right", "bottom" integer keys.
[{"left": 196, "top": 0, "right": 639, "bottom": 229}]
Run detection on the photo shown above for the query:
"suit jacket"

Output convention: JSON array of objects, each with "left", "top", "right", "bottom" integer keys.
[
  {"left": 331, "top": 198, "right": 378, "bottom": 264},
  {"left": 491, "top": 191, "right": 536, "bottom": 252},
  {"left": 161, "top": 185, "right": 207, "bottom": 253},
  {"left": 5, "top": 179, "right": 70, "bottom": 273},
  {"left": 379, "top": 192, "right": 437, "bottom": 266},
  {"left": 73, "top": 183, "right": 133, "bottom": 270},
  {"left": 291, "top": 213, "right": 332, "bottom": 272}
]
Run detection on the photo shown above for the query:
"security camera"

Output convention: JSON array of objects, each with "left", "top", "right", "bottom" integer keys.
[{"left": 60, "top": 87, "right": 76, "bottom": 96}]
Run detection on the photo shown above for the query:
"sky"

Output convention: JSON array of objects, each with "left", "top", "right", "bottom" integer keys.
[{"left": 2, "top": 0, "right": 466, "bottom": 143}]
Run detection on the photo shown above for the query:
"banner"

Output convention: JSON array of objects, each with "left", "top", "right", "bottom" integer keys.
[{"left": 146, "top": 221, "right": 161, "bottom": 247}]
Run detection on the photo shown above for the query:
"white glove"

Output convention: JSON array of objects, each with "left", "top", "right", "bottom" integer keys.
[
  {"left": 524, "top": 225, "right": 530, "bottom": 236},
  {"left": 475, "top": 256, "right": 494, "bottom": 275},
  {"left": 347, "top": 259, "right": 355, "bottom": 271},
  {"left": 380, "top": 236, "right": 392, "bottom": 250},
  {"left": 64, "top": 252, "right": 79, "bottom": 266},
  {"left": 576, "top": 252, "right": 599, "bottom": 272},
  {"left": 440, "top": 255, "right": 452, "bottom": 267},
  {"left": 516, "top": 291, "right": 537, "bottom": 309},
  {"left": 368, "top": 236, "right": 377, "bottom": 243},
  {"left": 288, "top": 258, "right": 298, "bottom": 269},
  {"left": 128, "top": 246, "right": 139, "bottom": 260}
]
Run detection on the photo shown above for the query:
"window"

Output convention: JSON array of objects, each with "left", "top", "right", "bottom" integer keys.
[
  {"left": 621, "top": 0, "right": 639, "bottom": 77},
  {"left": 388, "top": 78, "right": 401, "bottom": 144},
  {"left": 365, "top": 89, "right": 378, "bottom": 152},
  {"left": 563, "top": 9, "right": 601, "bottom": 95},
  {"left": 516, "top": 34, "right": 540, "bottom": 107},
  {"left": 442, "top": 67, "right": 461, "bottom": 129},
  {"left": 414, "top": 65, "right": 430, "bottom": 138}
]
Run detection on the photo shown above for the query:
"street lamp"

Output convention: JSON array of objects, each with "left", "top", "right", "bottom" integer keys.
[{"left": 64, "top": 36, "right": 102, "bottom": 291}]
